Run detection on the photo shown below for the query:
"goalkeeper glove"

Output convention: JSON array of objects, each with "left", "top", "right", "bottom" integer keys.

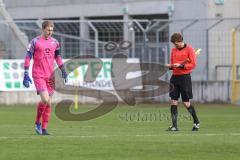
[{"left": 23, "top": 71, "right": 32, "bottom": 88}]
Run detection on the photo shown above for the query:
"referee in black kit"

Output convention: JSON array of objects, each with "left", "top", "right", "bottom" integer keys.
[{"left": 165, "top": 33, "right": 200, "bottom": 131}]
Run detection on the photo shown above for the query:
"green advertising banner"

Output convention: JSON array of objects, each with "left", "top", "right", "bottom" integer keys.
[
  {"left": 0, "top": 59, "right": 35, "bottom": 91},
  {"left": 0, "top": 59, "right": 141, "bottom": 91}
]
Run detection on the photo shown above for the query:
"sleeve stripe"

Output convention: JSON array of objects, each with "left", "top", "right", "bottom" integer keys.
[
  {"left": 26, "top": 51, "right": 33, "bottom": 59},
  {"left": 54, "top": 50, "right": 60, "bottom": 57}
]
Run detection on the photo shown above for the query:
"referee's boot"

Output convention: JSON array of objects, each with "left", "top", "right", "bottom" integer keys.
[
  {"left": 166, "top": 126, "right": 179, "bottom": 132},
  {"left": 192, "top": 123, "right": 200, "bottom": 131}
]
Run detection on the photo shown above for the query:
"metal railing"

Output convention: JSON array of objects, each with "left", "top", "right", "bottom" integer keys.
[{"left": 0, "top": 18, "right": 240, "bottom": 81}]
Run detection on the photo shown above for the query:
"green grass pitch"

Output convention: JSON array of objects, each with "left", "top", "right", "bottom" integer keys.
[{"left": 0, "top": 103, "right": 240, "bottom": 160}]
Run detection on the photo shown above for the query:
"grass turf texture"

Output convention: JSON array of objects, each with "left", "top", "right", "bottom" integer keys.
[{"left": 0, "top": 103, "right": 240, "bottom": 160}]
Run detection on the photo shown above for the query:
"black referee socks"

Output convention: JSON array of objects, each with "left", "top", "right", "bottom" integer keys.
[
  {"left": 187, "top": 105, "right": 199, "bottom": 124},
  {"left": 170, "top": 105, "right": 178, "bottom": 127}
]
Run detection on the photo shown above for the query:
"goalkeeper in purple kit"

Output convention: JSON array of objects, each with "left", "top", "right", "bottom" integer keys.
[{"left": 23, "top": 20, "right": 67, "bottom": 135}]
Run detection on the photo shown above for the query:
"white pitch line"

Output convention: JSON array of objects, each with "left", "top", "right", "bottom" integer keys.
[
  {"left": 0, "top": 133, "right": 240, "bottom": 139},
  {"left": 136, "top": 133, "right": 240, "bottom": 137},
  {"left": 0, "top": 135, "right": 118, "bottom": 139}
]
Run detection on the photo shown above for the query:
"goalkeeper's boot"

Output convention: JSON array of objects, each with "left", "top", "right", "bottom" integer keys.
[
  {"left": 42, "top": 129, "right": 50, "bottom": 135},
  {"left": 35, "top": 123, "right": 42, "bottom": 135},
  {"left": 166, "top": 126, "right": 179, "bottom": 132},
  {"left": 192, "top": 123, "right": 200, "bottom": 131}
]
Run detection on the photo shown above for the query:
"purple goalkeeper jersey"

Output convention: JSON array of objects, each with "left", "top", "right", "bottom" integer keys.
[{"left": 24, "top": 35, "right": 63, "bottom": 78}]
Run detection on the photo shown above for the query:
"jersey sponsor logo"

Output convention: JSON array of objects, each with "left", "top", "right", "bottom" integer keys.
[
  {"left": 45, "top": 48, "right": 50, "bottom": 54},
  {"left": 44, "top": 48, "right": 51, "bottom": 58}
]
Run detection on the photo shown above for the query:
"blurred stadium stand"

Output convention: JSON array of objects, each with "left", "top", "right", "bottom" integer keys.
[{"left": 0, "top": 0, "right": 28, "bottom": 58}]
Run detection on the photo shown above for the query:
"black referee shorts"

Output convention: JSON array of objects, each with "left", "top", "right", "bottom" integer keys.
[{"left": 169, "top": 74, "right": 193, "bottom": 102}]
